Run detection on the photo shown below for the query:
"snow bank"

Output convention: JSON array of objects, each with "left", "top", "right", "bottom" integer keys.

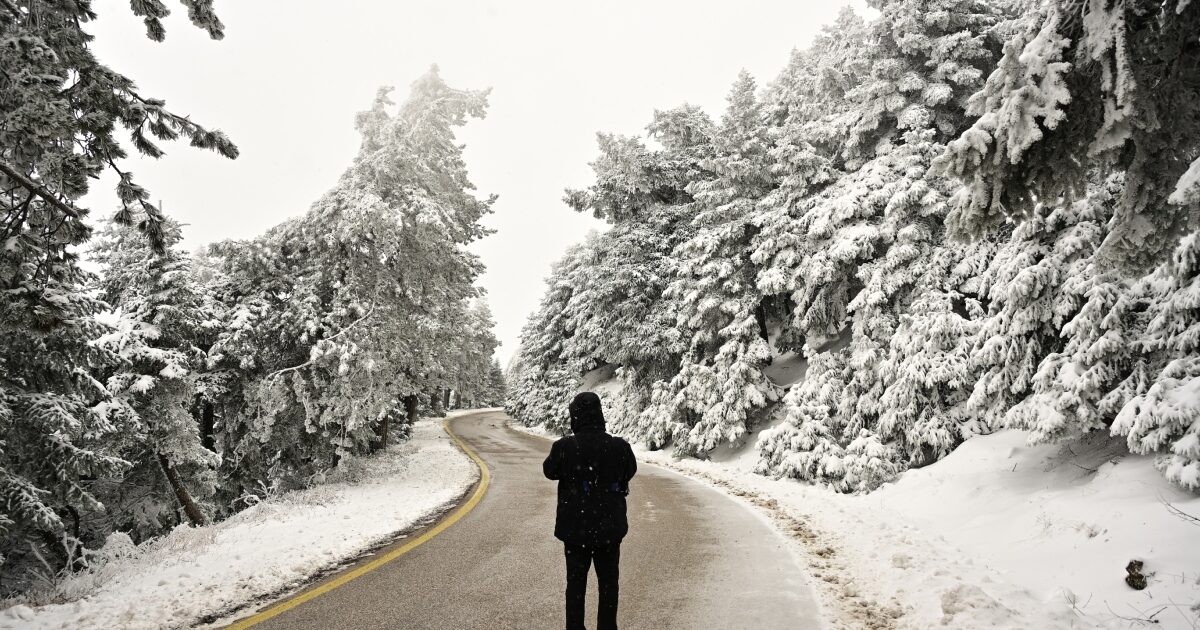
[
  {"left": 581, "top": 364, "right": 623, "bottom": 399},
  {"left": 0, "top": 418, "right": 479, "bottom": 630},
  {"left": 874, "top": 430, "right": 1200, "bottom": 628},
  {"left": 633, "top": 428, "right": 1200, "bottom": 629},
  {"left": 762, "top": 350, "right": 809, "bottom": 387}
]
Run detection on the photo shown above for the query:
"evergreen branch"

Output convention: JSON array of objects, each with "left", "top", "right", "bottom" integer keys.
[
  {"left": 0, "top": 191, "right": 36, "bottom": 242},
  {"left": 0, "top": 160, "right": 83, "bottom": 220}
]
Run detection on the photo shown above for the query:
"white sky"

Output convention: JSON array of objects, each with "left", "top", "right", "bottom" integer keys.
[{"left": 84, "top": 0, "right": 869, "bottom": 365}]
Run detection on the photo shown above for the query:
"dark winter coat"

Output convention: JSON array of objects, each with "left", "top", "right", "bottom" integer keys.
[{"left": 543, "top": 392, "right": 637, "bottom": 547}]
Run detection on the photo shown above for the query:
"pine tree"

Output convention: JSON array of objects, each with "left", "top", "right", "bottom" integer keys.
[
  {"left": 208, "top": 69, "right": 493, "bottom": 499},
  {"left": 934, "top": 0, "right": 1200, "bottom": 269},
  {"left": 756, "top": 351, "right": 877, "bottom": 490},
  {"left": 930, "top": 0, "right": 1200, "bottom": 489},
  {"left": 90, "top": 219, "right": 219, "bottom": 536},
  {"left": 1113, "top": 231, "right": 1200, "bottom": 489},
  {"left": 663, "top": 72, "right": 783, "bottom": 454},
  {"left": 754, "top": 0, "right": 1012, "bottom": 485},
  {"left": 0, "top": 0, "right": 234, "bottom": 577},
  {"left": 1009, "top": 270, "right": 1147, "bottom": 443},
  {"left": 0, "top": 264, "right": 128, "bottom": 573},
  {"left": 510, "top": 105, "right": 717, "bottom": 440},
  {"left": 966, "top": 178, "right": 1118, "bottom": 428},
  {"left": 480, "top": 359, "right": 508, "bottom": 407},
  {"left": 506, "top": 241, "right": 595, "bottom": 433},
  {"left": 446, "top": 300, "right": 501, "bottom": 410},
  {"left": 763, "top": 7, "right": 871, "bottom": 166},
  {"left": 876, "top": 281, "right": 982, "bottom": 466},
  {"left": 838, "top": 0, "right": 1010, "bottom": 167}
]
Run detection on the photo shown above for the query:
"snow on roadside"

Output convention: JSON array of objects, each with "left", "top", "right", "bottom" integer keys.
[
  {"left": 0, "top": 417, "right": 479, "bottom": 630},
  {"left": 509, "top": 418, "right": 1200, "bottom": 629},
  {"left": 642, "top": 433, "right": 1200, "bottom": 630}
]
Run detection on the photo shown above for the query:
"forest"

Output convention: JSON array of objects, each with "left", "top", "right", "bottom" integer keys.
[
  {"left": 0, "top": 3, "right": 503, "bottom": 592},
  {"left": 507, "top": 0, "right": 1200, "bottom": 494}
]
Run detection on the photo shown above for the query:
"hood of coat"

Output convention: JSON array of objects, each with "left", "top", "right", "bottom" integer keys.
[{"left": 569, "top": 391, "right": 606, "bottom": 433}]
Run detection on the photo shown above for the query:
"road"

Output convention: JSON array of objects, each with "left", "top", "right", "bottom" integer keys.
[{"left": 238, "top": 409, "right": 823, "bottom": 629}]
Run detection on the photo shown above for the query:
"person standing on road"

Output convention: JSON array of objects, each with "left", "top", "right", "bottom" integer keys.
[{"left": 543, "top": 391, "right": 637, "bottom": 630}]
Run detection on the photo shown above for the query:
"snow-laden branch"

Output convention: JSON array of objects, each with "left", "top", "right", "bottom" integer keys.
[
  {"left": 0, "top": 159, "right": 83, "bottom": 219},
  {"left": 264, "top": 304, "right": 376, "bottom": 381}
]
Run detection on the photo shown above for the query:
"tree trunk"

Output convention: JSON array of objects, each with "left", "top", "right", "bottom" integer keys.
[
  {"left": 199, "top": 400, "right": 216, "bottom": 452},
  {"left": 454, "top": 389, "right": 462, "bottom": 409},
  {"left": 443, "top": 388, "right": 452, "bottom": 411},
  {"left": 755, "top": 302, "right": 770, "bottom": 342},
  {"left": 755, "top": 301, "right": 773, "bottom": 366},
  {"left": 404, "top": 395, "right": 420, "bottom": 425},
  {"left": 430, "top": 389, "right": 446, "bottom": 417},
  {"left": 376, "top": 411, "right": 390, "bottom": 451},
  {"left": 157, "top": 453, "right": 206, "bottom": 526}
]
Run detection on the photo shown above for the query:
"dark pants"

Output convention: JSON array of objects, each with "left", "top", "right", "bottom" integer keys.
[{"left": 564, "top": 542, "right": 621, "bottom": 630}]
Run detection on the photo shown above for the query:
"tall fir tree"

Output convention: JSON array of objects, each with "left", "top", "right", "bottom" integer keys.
[
  {"left": 208, "top": 68, "right": 493, "bottom": 500},
  {"left": 661, "top": 72, "right": 783, "bottom": 454},
  {"left": 90, "top": 219, "right": 219, "bottom": 538}
]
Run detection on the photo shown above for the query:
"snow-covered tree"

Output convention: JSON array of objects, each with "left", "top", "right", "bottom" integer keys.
[
  {"left": 0, "top": 265, "right": 127, "bottom": 575},
  {"left": 837, "top": 0, "right": 1011, "bottom": 167},
  {"left": 876, "top": 278, "right": 982, "bottom": 466},
  {"left": 763, "top": 7, "right": 871, "bottom": 167},
  {"left": 931, "top": 0, "right": 1200, "bottom": 489},
  {"left": 966, "top": 178, "right": 1119, "bottom": 427},
  {"left": 753, "top": 0, "right": 1013, "bottom": 486},
  {"left": 510, "top": 105, "right": 716, "bottom": 438},
  {"left": 934, "top": 0, "right": 1200, "bottom": 268},
  {"left": 477, "top": 358, "right": 508, "bottom": 408},
  {"left": 662, "top": 72, "right": 783, "bottom": 455},
  {"left": 90, "top": 219, "right": 219, "bottom": 538},
  {"left": 445, "top": 300, "right": 501, "bottom": 409},
  {"left": 208, "top": 68, "right": 493, "bottom": 500},
  {"left": 1113, "top": 232, "right": 1200, "bottom": 489},
  {"left": 0, "top": 0, "right": 234, "bottom": 578},
  {"left": 1008, "top": 270, "right": 1147, "bottom": 443},
  {"left": 506, "top": 241, "right": 596, "bottom": 433},
  {"left": 757, "top": 350, "right": 906, "bottom": 492}
]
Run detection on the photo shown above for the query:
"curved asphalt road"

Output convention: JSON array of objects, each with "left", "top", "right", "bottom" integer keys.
[{"left": 237, "top": 410, "right": 822, "bottom": 629}]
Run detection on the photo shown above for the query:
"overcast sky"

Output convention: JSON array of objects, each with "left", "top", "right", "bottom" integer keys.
[{"left": 84, "top": 0, "right": 869, "bottom": 365}]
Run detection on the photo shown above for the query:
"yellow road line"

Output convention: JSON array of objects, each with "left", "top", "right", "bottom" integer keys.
[{"left": 224, "top": 416, "right": 492, "bottom": 629}]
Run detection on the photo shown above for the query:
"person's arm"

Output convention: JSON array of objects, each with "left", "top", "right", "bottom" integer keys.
[
  {"left": 543, "top": 440, "right": 564, "bottom": 480},
  {"left": 623, "top": 440, "right": 637, "bottom": 483}
]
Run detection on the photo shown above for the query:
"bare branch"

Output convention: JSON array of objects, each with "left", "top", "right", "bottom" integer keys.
[
  {"left": 1160, "top": 495, "right": 1200, "bottom": 527},
  {"left": 1104, "top": 601, "right": 1168, "bottom": 625}
]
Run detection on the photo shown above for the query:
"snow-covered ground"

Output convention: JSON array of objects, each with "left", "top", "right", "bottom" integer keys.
[
  {"left": 0, "top": 417, "right": 478, "bottom": 630},
  {"left": 511, "top": 417, "right": 1200, "bottom": 629}
]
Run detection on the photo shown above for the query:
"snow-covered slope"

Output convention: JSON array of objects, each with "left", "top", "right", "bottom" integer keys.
[
  {"left": 627, "top": 429, "right": 1200, "bottom": 629},
  {"left": 0, "top": 418, "right": 479, "bottom": 630}
]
